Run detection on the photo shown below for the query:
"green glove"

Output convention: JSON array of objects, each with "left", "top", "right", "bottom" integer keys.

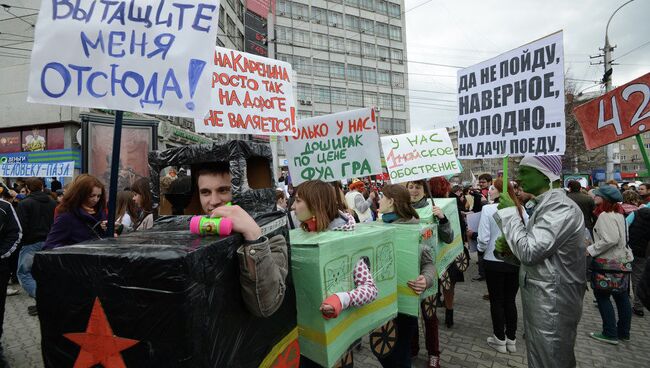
[
  {"left": 493, "top": 235, "right": 521, "bottom": 266},
  {"left": 494, "top": 235, "right": 509, "bottom": 253},
  {"left": 497, "top": 193, "right": 515, "bottom": 210}
]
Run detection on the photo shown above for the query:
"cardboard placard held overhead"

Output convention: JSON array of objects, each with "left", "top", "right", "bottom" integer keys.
[
  {"left": 573, "top": 72, "right": 650, "bottom": 150},
  {"left": 284, "top": 108, "right": 383, "bottom": 185},
  {"left": 457, "top": 31, "right": 566, "bottom": 159},
  {"left": 27, "top": 0, "right": 220, "bottom": 118},
  {"left": 195, "top": 47, "right": 296, "bottom": 136},
  {"left": 381, "top": 129, "right": 460, "bottom": 183}
]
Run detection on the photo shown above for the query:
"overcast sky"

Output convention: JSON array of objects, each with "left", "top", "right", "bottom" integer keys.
[{"left": 405, "top": 0, "right": 650, "bottom": 131}]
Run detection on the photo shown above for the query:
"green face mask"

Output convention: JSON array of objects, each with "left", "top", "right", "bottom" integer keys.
[{"left": 517, "top": 166, "right": 550, "bottom": 196}]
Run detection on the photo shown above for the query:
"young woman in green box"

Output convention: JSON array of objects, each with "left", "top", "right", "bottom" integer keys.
[
  {"left": 376, "top": 184, "right": 437, "bottom": 368},
  {"left": 406, "top": 180, "right": 454, "bottom": 368},
  {"left": 292, "top": 180, "right": 378, "bottom": 367}
]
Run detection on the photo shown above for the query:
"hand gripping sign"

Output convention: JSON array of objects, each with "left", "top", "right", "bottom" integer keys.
[{"left": 28, "top": 0, "right": 220, "bottom": 118}]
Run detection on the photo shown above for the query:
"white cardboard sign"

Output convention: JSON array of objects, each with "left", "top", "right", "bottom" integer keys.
[
  {"left": 195, "top": 47, "right": 296, "bottom": 135},
  {"left": 28, "top": 0, "right": 220, "bottom": 118},
  {"left": 457, "top": 32, "right": 565, "bottom": 159},
  {"left": 381, "top": 129, "right": 460, "bottom": 183},
  {"left": 284, "top": 108, "right": 382, "bottom": 185}
]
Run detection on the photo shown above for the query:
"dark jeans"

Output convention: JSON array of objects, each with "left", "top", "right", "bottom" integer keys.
[
  {"left": 477, "top": 251, "right": 485, "bottom": 277},
  {"left": 594, "top": 289, "right": 632, "bottom": 339},
  {"left": 378, "top": 313, "right": 418, "bottom": 368},
  {"left": 485, "top": 263, "right": 519, "bottom": 340},
  {"left": 411, "top": 301, "right": 440, "bottom": 356},
  {"left": 0, "top": 259, "right": 10, "bottom": 339}
]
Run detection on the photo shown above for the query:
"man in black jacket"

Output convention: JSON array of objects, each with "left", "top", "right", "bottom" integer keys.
[
  {"left": 16, "top": 178, "right": 57, "bottom": 316},
  {"left": 566, "top": 180, "right": 596, "bottom": 234},
  {"left": 629, "top": 207, "right": 650, "bottom": 316},
  {"left": 0, "top": 182, "right": 22, "bottom": 364}
]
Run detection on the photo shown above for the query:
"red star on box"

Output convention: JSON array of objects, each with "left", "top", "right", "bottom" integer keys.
[{"left": 63, "top": 297, "right": 139, "bottom": 368}]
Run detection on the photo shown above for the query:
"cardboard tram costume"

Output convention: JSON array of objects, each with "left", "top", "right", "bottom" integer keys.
[
  {"left": 415, "top": 198, "right": 465, "bottom": 283},
  {"left": 364, "top": 222, "right": 437, "bottom": 317},
  {"left": 290, "top": 226, "right": 398, "bottom": 367},
  {"left": 33, "top": 141, "right": 299, "bottom": 368}
]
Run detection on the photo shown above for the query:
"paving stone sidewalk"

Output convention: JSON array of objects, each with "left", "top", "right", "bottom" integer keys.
[{"left": 2, "top": 256, "right": 649, "bottom": 367}]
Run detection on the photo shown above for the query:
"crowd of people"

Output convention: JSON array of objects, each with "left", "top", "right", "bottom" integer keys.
[{"left": 0, "top": 156, "right": 649, "bottom": 367}]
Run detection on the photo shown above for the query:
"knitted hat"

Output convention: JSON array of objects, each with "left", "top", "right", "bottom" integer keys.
[
  {"left": 594, "top": 185, "right": 623, "bottom": 203},
  {"left": 519, "top": 156, "right": 562, "bottom": 182}
]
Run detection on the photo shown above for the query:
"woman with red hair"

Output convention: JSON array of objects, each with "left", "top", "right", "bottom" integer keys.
[
  {"left": 345, "top": 179, "right": 375, "bottom": 223},
  {"left": 588, "top": 186, "right": 633, "bottom": 345},
  {"left": 44, "top": 174, "right": 108, "bottom": 249}
]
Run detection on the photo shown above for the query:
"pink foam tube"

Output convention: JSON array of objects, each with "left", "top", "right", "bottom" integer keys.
[{"left": 190, "top": 216, "right": 233, "bottom": 236}]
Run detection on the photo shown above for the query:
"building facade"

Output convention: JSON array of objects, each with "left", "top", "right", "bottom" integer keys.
[
  {"left": 618, "top": 133, "right": 650, "bottom": 180},
  {"left": 274, "top": 0, "right": 410, "bottom": 135}
]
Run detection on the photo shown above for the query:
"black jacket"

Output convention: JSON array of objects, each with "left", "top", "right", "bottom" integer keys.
[
  {"left": 638, "top": 262, "right": 650, "bottom": 311},
  {"left": 0, "top": 198, "right": 22, "bottom": 261},
  {"left": 629, "top": 207, "right": 650, "bottom": 258},
  {"left": 16, "top": 191, "right": 57, "bottom": 245}
]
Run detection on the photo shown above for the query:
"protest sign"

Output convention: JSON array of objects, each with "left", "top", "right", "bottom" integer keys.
[
  {"left": 284, "top": 108, "right": 382, "bottom": 185},
  {"left": 195, "top": 47, "right": 296, "bottom": 135},
  {"left": 0, "top": 161, "right": 74, "bottom": 177},
  {"left": 381, "top": 129, "right": 460, "bottom": 183},
  {"left": 573, "top": 72, "right": 650, "bottom": 150},
  {"left": 27, "top": 0, "right": 220, "bottom": 118},
  {"left": 457, "top": 31, "right": 565, "bottom": 159}
]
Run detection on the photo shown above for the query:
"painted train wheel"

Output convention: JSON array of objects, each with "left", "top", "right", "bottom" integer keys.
[
  {"left": 455, "top": 250, "right": 470, "bottom": 272},
  {"left": 422, "top": 294, "right": 437, "bottom": 319},
  {"left": 333, "top": 349, "right": 354, "bottom": 368},
  {"left": 369, "top": 320, "right": 397, "bottom": 359},
  {"left": 269, "top": 338, "right": 300, "bottom": 368},
  {"left": 440, "top": 270, "right": 451, "bottom": 290}
]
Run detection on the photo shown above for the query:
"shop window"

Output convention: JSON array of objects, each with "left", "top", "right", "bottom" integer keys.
[
  {"left": 47, "top": 126, "right": 65, "bottom": 150},
  {"left": 0, "top": 131, "right": 21, "bottom": 153},
  {"left": 21, "top": 128, "right": 46, "bottom": 152}
]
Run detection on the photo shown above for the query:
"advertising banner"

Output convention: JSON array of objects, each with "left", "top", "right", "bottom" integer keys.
[{"left": 0, "top": 161, "right": 74, "bottom": 177}]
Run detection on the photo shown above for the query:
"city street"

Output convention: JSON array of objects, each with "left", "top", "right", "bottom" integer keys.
[{"left": 3, "top": 259, "right": 649, "bottom": 368}]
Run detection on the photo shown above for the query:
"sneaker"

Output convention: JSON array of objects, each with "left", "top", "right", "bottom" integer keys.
[
  {"left": 428, "top": 355, "right": 440, "bottom": 368},
  {"left": 27, "top": 305, "right": 38, "bottom": 316},
  {"left": 506, "top": 338, "right": 516, "bottom": 353},
  {"left": 633, "top": 308, "right": 644, "bottom": 317},
  {"left": 487, "top": 335, "right": 507, "bottom": 353},
  {"left": 6, "top": 287, "right": 19, "bottom": 296},
  {"left": 589, "top": 332, "right": 618, "bottom": 345},
  {"left": 619, "top": 336, "right": 630, "bottom": 342},
  {"left": 472, "top": 275, "right": 485, "bottom": 281}
]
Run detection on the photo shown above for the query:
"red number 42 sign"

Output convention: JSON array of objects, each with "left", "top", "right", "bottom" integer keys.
[{"left": 573, "top": 72, "right": 650, "bottom": 150}]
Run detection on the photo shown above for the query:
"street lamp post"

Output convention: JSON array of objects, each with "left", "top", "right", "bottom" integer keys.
[{"left": 602, "top": 0, "right": 635, "bottom": 180}]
